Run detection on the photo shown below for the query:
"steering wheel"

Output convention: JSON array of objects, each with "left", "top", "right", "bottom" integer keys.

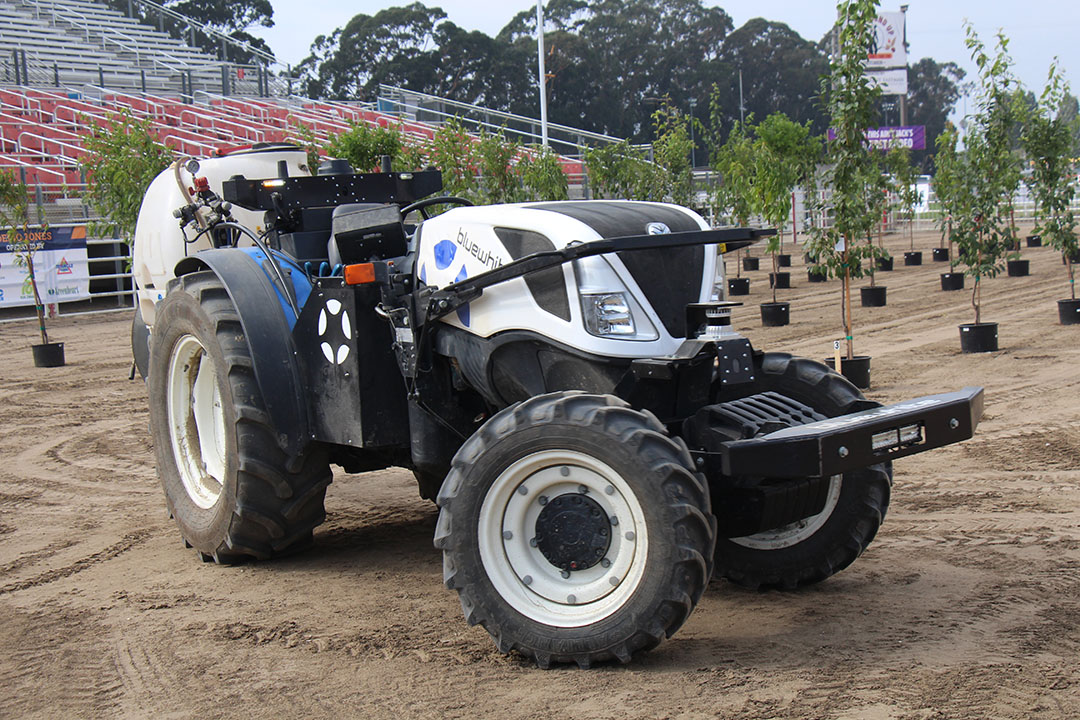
[{"left": 400, "top": 196, "right": 473, "bottom": 220}]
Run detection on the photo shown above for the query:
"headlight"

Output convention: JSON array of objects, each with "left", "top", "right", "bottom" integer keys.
[
  {"left": 573, "top": 256, "right": 658, "bottom": 340},
  {"left": 582, "top": 292, "right": 635, "bottom": 336}
]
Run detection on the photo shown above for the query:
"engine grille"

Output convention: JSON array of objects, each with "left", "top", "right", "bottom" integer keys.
[{"left": 618, "top": 245, "right": 704, "bottom": 338}]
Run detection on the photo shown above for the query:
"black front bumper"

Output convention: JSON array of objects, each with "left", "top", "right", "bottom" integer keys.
[{"left": 719, "top": 387, "right": 984, "bottom": 478}]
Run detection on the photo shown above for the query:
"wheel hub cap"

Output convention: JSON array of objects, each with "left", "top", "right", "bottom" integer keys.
[{"left": 535, "top": 493, "right": 611, "bottom": 572}]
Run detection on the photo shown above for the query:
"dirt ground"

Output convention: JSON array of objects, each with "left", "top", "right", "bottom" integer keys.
[{"left": 1, "top": 227, "right": 1078, "bottom": 719}]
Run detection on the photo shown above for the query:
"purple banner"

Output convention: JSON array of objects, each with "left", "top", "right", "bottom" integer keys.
[{"left": 827, "top": 125, "right": 926, "bottom": 151}]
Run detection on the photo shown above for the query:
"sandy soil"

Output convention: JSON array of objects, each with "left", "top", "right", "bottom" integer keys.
[{"left": 1, "top": 228, "right": 1078, "bottom": 719}]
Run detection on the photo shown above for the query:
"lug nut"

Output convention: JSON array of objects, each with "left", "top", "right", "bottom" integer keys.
[
  {"left": 567, "top": 594, "right": 577, "bottom": 604},
  {"left": 578, "top": 484, "right": 588, "bottom": 494},
  {"left": 601, "top": 558, "right": 611, "bottom": 568},
  {"left": 561, "top": 570, "right": 571, "bottom": 579},
  {"left": 517, "top": 486, "right": 528, "bottom": 495},
  {"left": 560, "top": 466, "right": 570, "bottom": 476},
  {"left": 502, "top": 530, "right": 513, "bottom": 540},
  {"left": 523, "top": 575, "right": 533, "bottom": 586},
  {"left": 539, "top": 496, "right": 548, "bottom": 506},
  {"left": 610, "top": 515, "right": 619, "bottom": 526},
  {"left": 530, "top": 537, "right": 538, "bottom": 548},
  {"left": 609, "top": 577, "right": 619, "bottom": 586},
  {"left": 605, "top": 485, "right": 615, "bottom": 495},
  {"left": 625, "top": 531, "right": 635, "bottom": 541}
]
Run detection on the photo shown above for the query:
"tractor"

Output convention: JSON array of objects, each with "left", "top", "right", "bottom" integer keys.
[{"left": 132, "top": 143, "right": 982, "bottom": 668}]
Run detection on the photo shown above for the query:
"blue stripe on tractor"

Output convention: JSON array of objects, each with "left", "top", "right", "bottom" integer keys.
[{"left": 241, "top": 247, "right": 312, "bottom": 330}]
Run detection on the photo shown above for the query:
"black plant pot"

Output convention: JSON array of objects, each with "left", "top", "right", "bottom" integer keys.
[
  {"left": 777, "top": 253, "right": 792, "bottom": 267},
  {"left": 760, "top": 301, "right": 790, "bottom": 327},
  {"left": 904, "top": 251, "right": 923, "bottom": 266},
  {"left": 933, "top": 247, "right": 950, "bottom": 262},
  {"left": 1026, "top": 234, "right": 1042, "bottom": 247},
  {"left": 769, "top": 272, "right": 791, "bottom": 289},
  {"left": 824, "top": 355, "right": 871, "bottom": 390},
  {"left": 876, "top": 256, "right": 894, "bottom": 271},
  {"left": 32, "top": 341, "right": 65, "bottom": 368},
  {"left": 1006, "top": 259, "right": 1029, "bottom": 277},
  {"left": 860, "top": 286, "right": 887, "bottom": 307},
  {"left": 742, "top": 256, "right": 760, "bottom": 271},
  {"left": 1063, "top": 249, "right": 1080, "bottom": 265},
  {"left": 807, "top": 269, "right": 828, "bottom": 283},
  {"left": 728, "top": 277, "right": 750, "bottom": 296},
  {"left": 940, "top": 272, "right": 965, "bottom": 291},
  {"left": 959, "top": 322, "right": 998, "bottom": 353},
  {"left": 1059, "top": 298, "right": 1080, "bottom": 325}
]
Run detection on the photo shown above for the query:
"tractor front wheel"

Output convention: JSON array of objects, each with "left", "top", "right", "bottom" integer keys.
[
  {"left": 714, "top": 353, "right": 892, "bottom": 590},
  {"left": 435, "top": 391, "right": 715, "bottom": 668}
]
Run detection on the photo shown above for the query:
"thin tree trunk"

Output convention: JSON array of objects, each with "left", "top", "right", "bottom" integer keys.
[
  {"left": 771, "top": 249, "right": 778, "bottom": 304},
  {"left": 868, "top": 233, "right": 876, "bottom": 288},
  {"left": 791, "top": 191, "right": 797, "bottom": 245},
  {"left": 1010, "top": 207, "right": 1018, "bottom": 256},
  {"left": 1069, "top": 256, "right": 1075, "bottom": 300},
  {"left": 971, "top": 277, "right": 982, "bottom": 325},
  {"left": 26, "top": 255, "right": 48, "bottom": 345},
  {"left": 843, "top": 235, "right": 853, "bottom": 360},
  {"left": 909, "top": 205, "right": 914, "bottom": 251}
]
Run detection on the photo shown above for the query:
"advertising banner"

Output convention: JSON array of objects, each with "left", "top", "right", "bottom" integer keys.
[
  {"left": 828, "top": 126, "right": 926, "bottom": 151},
  {"left": 868, "top": 67, "right": 908, "bottom": 95},
  {"left": 0, "top": 225, "right": 91, "bottom": 308},
  {"left": 867, "top": 12, "right": 906, "bottom": 69}
]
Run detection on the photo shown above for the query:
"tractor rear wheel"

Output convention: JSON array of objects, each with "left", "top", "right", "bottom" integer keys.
[
  {"left": 435, "top": 391, "right": 715, "bottom": 668},
  {"left": 714, "top": 353, "right": 892, "bottom": 590},
  {"left": 148, "top": 271, "right": 331, "bottom": 562}
]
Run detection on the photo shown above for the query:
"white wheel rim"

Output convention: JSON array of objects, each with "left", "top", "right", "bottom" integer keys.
[
  {"left": 728, "top": 475, "right": 842, "bottom": 549},
  {"left": 166, "top": 334, "right": 227, "bottom": 510},
  {"left": 477, "top": 450, "right": 649, "bottom": 628}
]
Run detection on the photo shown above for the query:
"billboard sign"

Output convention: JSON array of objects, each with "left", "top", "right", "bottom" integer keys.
[
  {"left": 828, "top": 126, "right": 926, "bottom": 151},
  {"left": 867, "top": 12, "right": 906, "bottom": 69},
  {"left": 0, "top": 225, "right": 90, "bottom": 308},
  {"left": 868, "top": 67, "right": 908, "bottom": 95}
]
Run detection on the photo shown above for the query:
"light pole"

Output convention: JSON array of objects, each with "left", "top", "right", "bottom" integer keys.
[
  {"left": 688, "top": 97, "right": 697, "bottom": 168},
  {"left": 536, "top": 0, "right": 548, "bottom": 148}
]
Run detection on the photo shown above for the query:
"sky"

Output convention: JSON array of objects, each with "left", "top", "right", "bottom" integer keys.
[{"left": 252, "top": 0, "right": 1080, "bottom": 115}]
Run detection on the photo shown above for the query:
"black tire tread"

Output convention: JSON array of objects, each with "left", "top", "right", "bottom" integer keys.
[
  {"left": 152, "top": 271, "right": 331, "bottom": 564},
  {"left": 435, "top": 391, "right": 715, "bottom": 669},
  {"left": 715, "top": 352, "right": 892, "bottom": 591}
]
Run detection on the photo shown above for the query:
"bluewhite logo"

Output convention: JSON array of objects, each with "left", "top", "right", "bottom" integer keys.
[{"left": 646, "top": 222, "right": 671, "bottom": 235}]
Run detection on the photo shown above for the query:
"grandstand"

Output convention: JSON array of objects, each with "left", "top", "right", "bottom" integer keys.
[{"left": 0, "top": 0, "right": 614, "bottom": 309}]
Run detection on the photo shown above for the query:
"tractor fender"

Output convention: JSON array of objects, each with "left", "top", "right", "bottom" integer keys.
[{"left": 173, "top": 248, "right": 311, "bottom": 459}]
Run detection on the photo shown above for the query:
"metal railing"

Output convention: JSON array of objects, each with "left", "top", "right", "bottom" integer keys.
[{"left": 377, "top": 84, "right": 628, "bottom": 156}]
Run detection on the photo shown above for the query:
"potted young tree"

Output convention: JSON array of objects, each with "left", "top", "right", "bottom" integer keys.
[
  {"left": 753, "top": 112, "right": 820, "bottom": 318},
  {"left": 861, "top": 153, "right": 901, "bottom": 307},
  {"left": 0, "top": 171, "right": 64, "bottom": 367},
  {"left": 1021, "top": 61, "right": 1080, "bottom": 324},
  {"left": 706, "top": 106, "right": 756, "bottom": 295},
  {"left": 890, "top": 148, "right": 923, "bottom": 266},
  {"left": 952, "top": 26, "right": 1022, "bottom": 353},
  {"left": 933, "top": 124, "right": 966, "bottom": 290},
  {"left": 804, "top": 0, "right": 883, "bottom": 388}
]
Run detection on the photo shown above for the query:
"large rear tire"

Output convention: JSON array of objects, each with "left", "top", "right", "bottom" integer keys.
[
  {"left": 148, "top": 271, "right": 332, "bottom": 562},
  {"left": 435, "top": 392, "right": 715, "bottom": 668},
  {"left": 714, "top": 353, "right": 892, "bottom": 590}
]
